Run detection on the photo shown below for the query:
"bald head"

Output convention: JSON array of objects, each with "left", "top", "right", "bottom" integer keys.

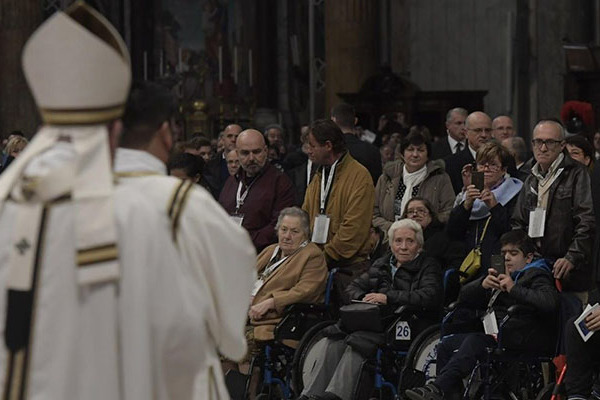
[
  {"left": 223, "top": 124, "right": 243, "bottom": 152},
  {"left": 492, "top": 115, "right": 515, "bottom": 141},
  {"left": 465, "top": 111, "right": 492, "bottom": 151},
  {"left": 236, "top": 129, "right": 268, "bottom": 176}
]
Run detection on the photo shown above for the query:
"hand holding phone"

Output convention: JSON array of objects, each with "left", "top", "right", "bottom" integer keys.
[
  {"left": 471, "top": 171, "right": 485, "bottom": 191},
  {"left": 490, "top": 254, "right": 505, "bottom": 275}
]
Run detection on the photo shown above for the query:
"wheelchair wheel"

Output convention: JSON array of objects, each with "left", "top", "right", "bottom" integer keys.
[
  {"left": 291, "top": 319, "right": 336, "bottom": 394},
  {"left": 399, "top": 324, "right": 441, "bottom": 391}
]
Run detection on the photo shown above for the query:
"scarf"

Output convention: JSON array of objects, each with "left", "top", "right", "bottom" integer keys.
[
  {"left": 0, "top": 125, "right": 119, "bottom": 289},
  {"left": 401, "top": 164, "right": 427, "bottom": 215},
  {"left": 456, "top": 177, "right": 523, "bottom": 220},
  {"left": 531, "top": 153, "right": 565, "bottom": 209}
]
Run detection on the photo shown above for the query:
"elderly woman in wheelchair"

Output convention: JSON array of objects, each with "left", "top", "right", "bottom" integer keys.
[
  {"left": 297, "top": 218, "right": 442, "bottom": 400},
  {"left": 406, "top": 230, "right": 560, "bottom": 400}
]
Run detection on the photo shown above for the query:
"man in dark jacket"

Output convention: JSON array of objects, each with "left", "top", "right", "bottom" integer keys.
[
  {"left": 331, "top": 103, "right": 382, "bottom": 184},
  {"left": 406, "top": 230, "right": 559, "bottom": 400},
  {"left": 511, "top": 119, "right": 595, "bottom": 301}
]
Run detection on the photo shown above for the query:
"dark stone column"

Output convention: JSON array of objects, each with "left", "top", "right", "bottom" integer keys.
[
  {"left": 324, "top": 0, "right": 378, "bottom": 114},
  {"left": 0, "top": 0, "right": 42, "bottom": 137}
]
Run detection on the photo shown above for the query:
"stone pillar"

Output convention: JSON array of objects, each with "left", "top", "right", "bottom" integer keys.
[
  {"left": 324, "top": 0, "right": 378, "bottom": 115},
  {"left": 0, "top": 1, "right": 42, "bottom": 137}
]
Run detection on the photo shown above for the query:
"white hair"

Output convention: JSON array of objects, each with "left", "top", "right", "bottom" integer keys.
[{"left": 387, "top": 218, "right": 424, "bottom": 248}]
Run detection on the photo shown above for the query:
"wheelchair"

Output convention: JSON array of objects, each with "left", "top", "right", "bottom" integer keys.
[
  {"left": 290, "top": 304, "right": 443, "bottom": 400},
  {"left": 226, "top": 269, "right": 338, "bottom": 400},
  {"left": 435, "top": 303, "right": 560, "bottom": 400}
]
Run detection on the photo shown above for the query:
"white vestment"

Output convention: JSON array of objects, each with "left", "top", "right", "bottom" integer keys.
[
  {"left": 114, "top": 148, "right": 257, "bottom": 397},
  {"left": 0, "top": 141, "right": 255, "bottom": 399}
]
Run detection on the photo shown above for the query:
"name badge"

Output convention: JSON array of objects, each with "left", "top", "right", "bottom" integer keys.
[
  {"left": 482, "top": 310, "right": 499, "bottom": 336},
  {"left": 251, "top": 279, "right": 264, "bottom": 296},
  {"left": 528, "top": 207, "right": 546, "bottom": 238},
  {"left": 231, "top": 213, "right": 244, "bottom": 226},
  {"left": 312, "top": 214, "right": 330, "bottom": 244}
]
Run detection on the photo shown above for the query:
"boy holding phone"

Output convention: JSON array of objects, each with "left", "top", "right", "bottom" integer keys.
[{"left": 406, "top": 230, "right": 559, "bottom": 400}]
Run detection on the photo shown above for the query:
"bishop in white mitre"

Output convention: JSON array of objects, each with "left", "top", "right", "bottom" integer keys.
[{"left": 0, "top": 3, "right": 255, "bottom": 400}]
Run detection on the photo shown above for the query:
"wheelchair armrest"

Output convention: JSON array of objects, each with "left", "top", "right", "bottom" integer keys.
[
  {"left": 283, "top": 303, "right": 327, "bottom": 316},
  {"left": 445, "top": 301, "right": 460, "bottom": 313},
  {"left": 506, "top": 304, "right": 536, "bottom": 317}
]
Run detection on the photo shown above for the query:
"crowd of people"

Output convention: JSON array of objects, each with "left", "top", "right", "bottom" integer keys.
[{"left": 1, "top": 4, "right": 600, "bottom": 400}]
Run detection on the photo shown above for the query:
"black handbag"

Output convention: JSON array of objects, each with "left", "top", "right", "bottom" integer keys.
[{"left": 339, "top": 302, "right": 383, "bottom": 333}]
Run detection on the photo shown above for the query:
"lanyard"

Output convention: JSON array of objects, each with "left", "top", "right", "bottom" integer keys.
[
  {"left": 260, "top": 241, "right": 309, "bottom": 280},
  {"left": 306, "top": 160, "right": 313, "bottom": 187},
  {"left": 236, "top": 178, "right": 256, "bottom": 212},
  {"left": 486, "top": 289, "right": 501, "bottom": 312},
  {"left": 319, "top": 158, "right": 339, "bottom": 213}
]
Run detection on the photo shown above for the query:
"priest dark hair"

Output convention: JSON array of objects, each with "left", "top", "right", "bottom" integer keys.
[{"left": 121, "top": 81, "right": 177, "bottom": 149}]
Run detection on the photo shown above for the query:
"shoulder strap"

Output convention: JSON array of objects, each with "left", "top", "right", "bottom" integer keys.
[{"left": 476, "top": 216, "right": 492, "bottom": 248}]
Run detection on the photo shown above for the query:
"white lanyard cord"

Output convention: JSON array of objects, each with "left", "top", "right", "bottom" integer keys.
[{"left": 319, "top": 158, "right": 339, "bottom": 213}]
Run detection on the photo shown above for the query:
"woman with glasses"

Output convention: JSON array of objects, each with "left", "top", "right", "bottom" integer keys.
[
  {"left": 373, "top": 130, "right": 455, "bottom": 241},
  {"left": 447, "top": 142, "right": 523, "bottom": 282},
  {"left": 402, "top": 197, "right": 466, "bottom": 272}
]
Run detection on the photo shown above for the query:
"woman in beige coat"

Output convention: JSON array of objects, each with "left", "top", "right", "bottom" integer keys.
[
  {"left": 373, "top": 130, "right": 455, "bottom": 237},
  {"left": 249, "top": 207, "right": 328, "bottom": 343}
]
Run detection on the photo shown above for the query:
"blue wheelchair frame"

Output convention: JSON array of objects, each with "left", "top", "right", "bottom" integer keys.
[{"left": 252, "top": 268, "right": 338, "bottom": 399}]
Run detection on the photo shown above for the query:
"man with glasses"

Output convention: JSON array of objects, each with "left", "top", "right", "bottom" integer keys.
[
  {"left": 445, "top": 111, "right": 493, "bottom": 193},
  {"left": 512, "top": 119, "right": 595, "bottom": 304}
]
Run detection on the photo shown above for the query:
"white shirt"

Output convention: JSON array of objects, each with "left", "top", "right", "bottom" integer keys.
[
  {"left": 468, "top": 144, "right": 477, "bottom": 161},
  {"left": 447, "top": 135, "right": 466, "bottom": 154}
]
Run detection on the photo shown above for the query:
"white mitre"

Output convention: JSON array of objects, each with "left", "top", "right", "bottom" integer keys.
[
  {"left": 23, "top": 1, "right": 131, "bottom": 124},
  {"left": 0, "top": 2, "right": 132, "bottom": 287}
]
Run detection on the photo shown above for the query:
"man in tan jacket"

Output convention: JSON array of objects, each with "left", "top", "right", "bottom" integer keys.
[{"left": 302, "top": 119, "right": 375, "bottom": 303}]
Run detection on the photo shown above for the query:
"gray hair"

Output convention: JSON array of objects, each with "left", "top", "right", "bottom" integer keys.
[
  {"left": 446, "top": 107, "right": 468, "bottom": 122},
  {"left": 387, "top": 218, "right": 424, "bottom": 248},
  {"left": 504, "top": 136, "right": 528, "bottom": 164},
  {"left": 533, "top": 119, "right": 566, "bottom": 140},
  {"left": 275, "top": 207, "right": 311, "bottom": 238}
]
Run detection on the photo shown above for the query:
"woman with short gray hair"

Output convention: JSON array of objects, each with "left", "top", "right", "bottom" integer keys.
[{"left": 300, "top": 218, "right": 442, "bottom": 400}]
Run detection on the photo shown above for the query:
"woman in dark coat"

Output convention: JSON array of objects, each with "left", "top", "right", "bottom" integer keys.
[
  {"left": 447, "top": 142, "right": 523, "bottom": 282},
  {"left": 298, "top": 219, "right": 442, "bottom": 400}
]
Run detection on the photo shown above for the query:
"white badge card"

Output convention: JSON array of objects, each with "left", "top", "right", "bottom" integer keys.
[
  {"left": 312, "top": 214, "right": 330, "bottom": 244},
  {"left": 395, "top": 320, "right": 411, "bottom": 341},
  {"left": 528, "top": 207, "right": 546, "bottom": 238},
  {"left": 231, "top": 213, "right": 244, "bottom": 226},
  {"left": 482, "top": 310, "right": 499, "bottom": 336}
]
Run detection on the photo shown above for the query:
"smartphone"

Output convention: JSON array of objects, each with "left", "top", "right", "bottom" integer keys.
[
  {"left": 471, "top": 171, "right": 485, "bottom": 191},
  {"left": 490, "top": 254, "right": 505, "bottom": 275}
]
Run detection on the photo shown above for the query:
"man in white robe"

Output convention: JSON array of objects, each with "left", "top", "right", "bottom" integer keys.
[
  {"left": 114, "top": 81, "right": 257, "bottom": 398},
  {"left": 0, "top": 4, "right": 254, "bottom": 400}
]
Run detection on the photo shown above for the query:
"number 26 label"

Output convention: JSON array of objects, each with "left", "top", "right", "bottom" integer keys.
[{"left": 395, "top": 321, "right": 411, "bottom": 341}]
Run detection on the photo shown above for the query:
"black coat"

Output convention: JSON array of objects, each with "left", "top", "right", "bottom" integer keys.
[
  {"left": 422, "top": 220, "right": 466, "bottom": 271},
  {"left": 447, "top": 195, "right": 518, "bottom": 281},
  {"left": 430, "top": 137, "right": 453, "bottom": 160},
  {"left": 511, "top": 154, "right": 596, "bottom": 291},
  {"left": 346, "top": 252, "right": 442, "bottom": 315},
  {"left": 458, "top": 262, "right": 559, "bottom": 352},
  {"left": 344, "top": 133, "right": 382, "bottom": 185},
  {"left": 444, "top": 147, "right": 475, "bottom": 194}
]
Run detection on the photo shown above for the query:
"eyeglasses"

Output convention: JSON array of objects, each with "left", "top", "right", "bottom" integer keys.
[
  {"left": 406, "top": 207, "right": 429, "bottom": 216},
  {"left": 532, "top": 139, "right": 563, "bottom": 149},
  {"left": 477, "top": 162, "right": 502, "bottom": 172},
  {"left": 468, "top": 128, "right": 493, "bottom": 135}
]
